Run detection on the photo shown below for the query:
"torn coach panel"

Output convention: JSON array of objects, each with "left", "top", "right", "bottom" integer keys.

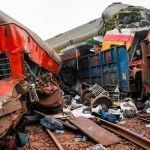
[
  {"left": 0, "top": 11, "right": 61, "bottom": 76},
  {"left": 0, "top": 10, "right": 62, "bottom": 98},
  {"left": 0, "top": 11, "right": 62, "bottom": 137}
]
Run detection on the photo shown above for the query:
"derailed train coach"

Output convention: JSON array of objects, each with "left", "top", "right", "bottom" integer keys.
[
  {"left": 59, "top": 30, "right": 150, "bottom": 100},
  {"left": 59, "top": 3, "right": 150, "bottom": 100},
  {"left": 79, "top": 30, "right": 150, "bottom": 99},
  {"left": 0, "top": 10, "right": 63, "bottom": 134}
]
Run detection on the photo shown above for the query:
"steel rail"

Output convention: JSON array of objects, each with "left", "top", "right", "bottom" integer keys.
[
  {"left": 46, "top": 129, "right": 64, "bottom": 150},
  {"left": 94, "top": 117, "right": 150, "bottom": 150},
  {"left": 137, "top": 116, "right": 150, "bottom": 123}
]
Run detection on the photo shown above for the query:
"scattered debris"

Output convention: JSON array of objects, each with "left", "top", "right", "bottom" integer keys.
[
  {"left": 145, "top": 124, "right": 150, "bottom": 128},
  {"left": 40, "top": 117, "right": 64, "bottom": 131},
  {"left": 71, "top": 106, "right": 93, "bottom": 118},
  {"left": 0, "top": 2, "right": 150, "bottom": 150},
  {"left": 88, "top": 144, "right": 106, "bottom": 150},
  {"left": 120, "top": 98, "right": 138, "bottom": 118},
  {"left": 17, "top": 132, "right": 29, "bottom": 146},
  {"left": 98, "top": 109, "right": 119, "bottom": 123},
  {"left": 74, "top": 135, "right": 88, "bottom": 142},
  {"left": 144, "top": 100, "right": 150, "bottom": 113},
  {"left": 54, "top": 130, "right": 65, "bottom": 135}
]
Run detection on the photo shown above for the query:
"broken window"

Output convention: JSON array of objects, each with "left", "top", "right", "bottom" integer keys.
[
  {"left": 118, "top": 11, "right": 140, "bottom": 24},
  {"left": 0, "top": 53, "right": 11, "bottom": 80}
]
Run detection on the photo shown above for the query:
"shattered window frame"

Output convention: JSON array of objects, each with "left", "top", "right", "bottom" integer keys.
[
  {"left": 0, "top": 52, "right": 11, "bottom": 80},
  {"left": 118, "top": 11, "right": 141, "bottom": 25}
]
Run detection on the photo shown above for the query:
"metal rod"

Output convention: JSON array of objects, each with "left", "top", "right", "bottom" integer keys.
[
  {"left": 59, "top": 120, "right": 78, "bottom": 131},
  {"left": 137, "top": 116, "right": 150, "bottom": 123},
  {"left": 0, "top": 58, "right": 9, "bottom": 61},
  {"left": 0, "top": 63, "right": 9, "bottom": 65},
  {"left": 94, "top": 117, "right": 150, "bottom": 150},
  {"left": 0, "top": 68, "right": 11, "bottom": 70},
  {"left": 0, "top": 73, "right": 10, "bottom": 76},
  {"left": 24, "top": 61, "right": 46, "bottom": 86},
  {"left": 46, "top": 129, "right": 64, "bottom": 150},
  {"left": 130, "top": 38, "right": 139, "bottom": 62},
  {"left": 34, "top": 110, "right": 46, "bottom": 117}
]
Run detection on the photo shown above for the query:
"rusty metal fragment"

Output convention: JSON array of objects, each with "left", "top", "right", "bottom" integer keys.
[{"left": 38, "top": 81, "right": 63, "bottom": 108}]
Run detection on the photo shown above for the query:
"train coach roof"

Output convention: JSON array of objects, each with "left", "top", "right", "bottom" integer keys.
[{"left": 0, "top": 10, "right": 61, "bottom": 64}]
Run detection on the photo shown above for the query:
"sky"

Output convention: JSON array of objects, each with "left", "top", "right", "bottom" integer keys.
[{"left": 0, "top": 0, "right": 150, "bottom": 40}]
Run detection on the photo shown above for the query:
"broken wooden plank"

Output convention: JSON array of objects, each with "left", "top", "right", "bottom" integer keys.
[{"left": 68, "top": 117, "right": 121, "bottom": 146}]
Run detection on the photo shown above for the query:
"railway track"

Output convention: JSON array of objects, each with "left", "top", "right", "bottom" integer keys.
[
  {"left": 46, "top": 129, "right": 64, "bottom": 150},
  {"left": 137, "top": 116, "right": 150, "bottom": 122},
  {"left": 94, "top": 117, "right": 150, "bottom": 150},
  {"left": 23, "top": 116, "right": 150, "bottom": 150},
  {"left": 137, "top": 114, "right": 150, "bottom": 123}
]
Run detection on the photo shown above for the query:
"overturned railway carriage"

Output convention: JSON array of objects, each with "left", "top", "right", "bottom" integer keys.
[
  {"left": 78, "top": 46, "right": 129, "bottom": 93},
  {"left": 80, "top": 32, "right": 150, "bottom": 99},
  {"left": 0, "top": 11, "right": 62, "bottom": 137},
  {"left": 60, "top": 30, "right": 150, "bottom": 99},
  {"left": 57, "top": 3, "right": 150, "bottom": 100}
]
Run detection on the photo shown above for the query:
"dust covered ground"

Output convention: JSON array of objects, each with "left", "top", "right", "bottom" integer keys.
[
  {"left": 22, "top": 117, "right": 150, "bottom": 150},
  {"left": 22, "top": 125, "right": 94, "bottom": 150}
]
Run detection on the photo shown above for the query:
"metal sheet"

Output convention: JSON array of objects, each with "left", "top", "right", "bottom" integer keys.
[
  {"left": 68, "top": 117, "right": 121, "bottom": 146},
  {"left": 0, "top": 10, "right": 61, "bottom": 65}
]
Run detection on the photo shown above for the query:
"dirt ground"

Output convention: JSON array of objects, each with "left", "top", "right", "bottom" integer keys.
[
  {"left": 22, "top": 125, "right": 94, "bottom": 150},
  {"left": 22, "top": 116, "right": 150, "bottom": 150}
]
